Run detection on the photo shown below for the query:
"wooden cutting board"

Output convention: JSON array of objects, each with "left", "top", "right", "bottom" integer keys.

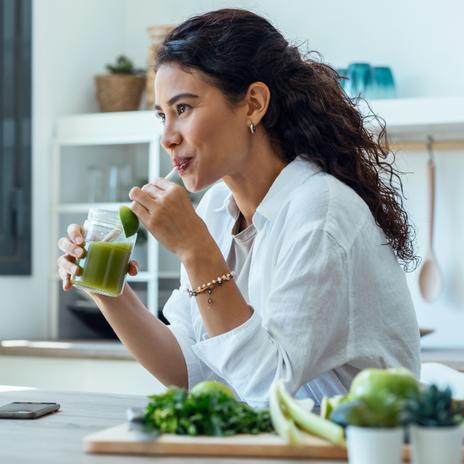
[
  {"left": 84, "top": 424, "right": 464, "bottom": 461},
  {"left": 84, "top": 423, "right": 348, "bottom": 459}
]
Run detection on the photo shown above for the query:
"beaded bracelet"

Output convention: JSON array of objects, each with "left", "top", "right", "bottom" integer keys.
[{"left": 187, "top": 271, "right": 235, "bottom": 304}]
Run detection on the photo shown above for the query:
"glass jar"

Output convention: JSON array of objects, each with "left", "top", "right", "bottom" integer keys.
[{"left": 71, "top": 209, "right": 137, "bottom": 297}]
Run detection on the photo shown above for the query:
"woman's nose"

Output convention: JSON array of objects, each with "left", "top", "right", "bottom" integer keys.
[{"left": 160, "top": 123, "right": 182, "bottom": 150}]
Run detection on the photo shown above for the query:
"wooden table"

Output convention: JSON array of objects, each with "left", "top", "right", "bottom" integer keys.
[{"left": 0, "top": 386, "right": 345, "bottom": 464}]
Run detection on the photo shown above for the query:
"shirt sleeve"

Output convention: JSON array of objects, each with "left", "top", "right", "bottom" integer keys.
[
  {"left": 190, "top": 227, "right": 350, "bottom": 407},
  {"left": 162, "top": 267, "right": 223, "bottom": 390}
]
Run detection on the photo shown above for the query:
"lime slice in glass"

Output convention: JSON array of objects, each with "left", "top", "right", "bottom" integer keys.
[{"left": 119, "top": 205, "right": 139, "bottom": 238}]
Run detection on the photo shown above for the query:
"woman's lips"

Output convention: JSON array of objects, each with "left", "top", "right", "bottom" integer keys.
[{"left": 174, "top": 158, "right": 192, "bottom": 175}]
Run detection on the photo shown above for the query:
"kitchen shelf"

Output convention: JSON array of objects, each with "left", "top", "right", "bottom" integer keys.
[
  {"left": 56, "top": 202, "right": 130, "bottom": 213},
  {"left": 159, "top": 271, "right": 180, "bottom": 279},
  {"left": 363, "top": 96, "right": 464, "bottom": 146},
  {"left": 54, "top": 111, "right": 160, "bottom": 145},
  {"left": 52, "top": 272, "right": 155, "bottom": 283},
  {"left": 49, "top": 112, "right": 186, "bottom": 339}
]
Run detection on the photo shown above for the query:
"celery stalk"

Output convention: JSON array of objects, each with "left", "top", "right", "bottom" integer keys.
[
  {"left": 269, "top": 380, "right": 291, "bottom": 441},
  {"left": 270, "top": 380, "right": 313, "bottom": 447},
  {"left": 276, "top": 380, "right": 346, "bottom": 447}
]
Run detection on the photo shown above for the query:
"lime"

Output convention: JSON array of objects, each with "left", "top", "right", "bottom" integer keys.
[
  {"left": 119, "top": 205, "right": 139, "bottom": 238},
  {"left": 190, "top": 381, "right": 235, "bottom": 398}
]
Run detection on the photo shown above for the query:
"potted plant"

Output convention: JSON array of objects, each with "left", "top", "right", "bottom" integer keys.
[
  {"left": 404, "top": 384, "right": 464, "bottom": 464},
  {"left": 329, "top": 368, "right": 421, "bottom": 464},
  {"left": 95, "top": 55, "right": 146, "bottom": 112},
  {"left": 331, "top": 397, "right": 405, "bottom": 464}
]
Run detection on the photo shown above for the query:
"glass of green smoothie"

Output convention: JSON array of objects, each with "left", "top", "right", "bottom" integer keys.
[{"left": 71, "top": 208, "right": 137, "bottom": 297}]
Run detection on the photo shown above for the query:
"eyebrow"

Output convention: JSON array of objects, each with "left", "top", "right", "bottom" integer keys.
[{"left": 154, "top": 93, "right": 199, "bottom": 111}]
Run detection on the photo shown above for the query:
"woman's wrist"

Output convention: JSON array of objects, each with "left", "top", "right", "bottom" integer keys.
[
  {"left": 176, "top": 224, "right": 218, "bottom": 265},
  {"left": 84, "top": 282, "right": 130, "bottom": 306},
  {"left": 180, "top": 236, "right": 230, "bottom": 283}
]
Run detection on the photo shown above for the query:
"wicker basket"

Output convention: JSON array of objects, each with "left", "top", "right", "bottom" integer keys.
[
  {"left": 95, "top": 74, "right": 146, "bottom": 112},
  {"left": 145, "top": 25, "right": 175, "bottom": 109}
]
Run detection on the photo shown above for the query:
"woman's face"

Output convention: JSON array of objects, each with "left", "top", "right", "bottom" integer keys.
[{"left": 154, "top": 63, "right": 251, "bottom": 192}]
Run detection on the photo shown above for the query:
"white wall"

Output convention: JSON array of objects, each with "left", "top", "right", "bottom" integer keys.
[
  {"left": 1, "top": 0, "right": 463, "bottom": 348},
  {"left": 124, "top": 0, "right": 464, "bottom": 98}
]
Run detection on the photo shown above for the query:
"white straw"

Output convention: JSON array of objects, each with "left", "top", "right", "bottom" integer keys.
[
  {"left": 101, "top": 167, "right": 178, "bottom": 242},
  {"left": 164, "top": 167, "right": 177, "bottom": 180}
]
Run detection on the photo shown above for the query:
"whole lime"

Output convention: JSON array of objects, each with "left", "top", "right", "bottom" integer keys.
[{"left": 190, "top": 381, "right": 235, "bottom": 398}]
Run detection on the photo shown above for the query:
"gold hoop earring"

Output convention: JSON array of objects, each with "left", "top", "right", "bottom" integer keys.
[{"left": 249, "top": 122, "right": 256, "bottom": 134}]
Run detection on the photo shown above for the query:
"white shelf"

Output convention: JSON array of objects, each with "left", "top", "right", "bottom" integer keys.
[
  {"left": 50, "top": 113, "right": 164, "bottom": 339},
  {"left": 362, "top": 97, "right": 464, "bottom": 142},
  {"left": 159, "top": 271, "right": 180, "bottom": 280},
  {"left": 55, "top": 111, "right": 163, "bottom": 145},
  {"left": 56, "top": 202, "right": 130, "bottom": 213},
  {"left": 54, "top": 98, "right": 464, "bottom": 146},
  {"left": 127, "top": 272, "right": 155, "bottom": 282},
  {"left": 52, "top": 272, "right": 155, "bottom": 283}
]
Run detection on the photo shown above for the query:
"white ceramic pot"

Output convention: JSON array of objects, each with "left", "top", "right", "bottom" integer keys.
[
  {"left": 346, "top": 426, "right": 404, "bottom": 464},
  {"left": 409, "top": 425, "right": 463, "bottom": 464}
]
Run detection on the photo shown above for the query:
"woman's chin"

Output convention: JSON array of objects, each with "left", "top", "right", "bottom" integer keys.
[
  {"left": 181, "top": 177, "right": 202, "bottom": 193},
  {"left": 182, "top": 176, "right": 214, "bottom": 194}
]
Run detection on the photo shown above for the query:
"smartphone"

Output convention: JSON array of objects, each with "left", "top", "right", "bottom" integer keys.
[{"left": 0, "top": 402, "right": 60, "bottom": 419}]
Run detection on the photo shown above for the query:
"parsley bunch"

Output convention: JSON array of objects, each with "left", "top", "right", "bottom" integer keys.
[{"left": 144, "top": 386, "right": 273, "bottom": 436}]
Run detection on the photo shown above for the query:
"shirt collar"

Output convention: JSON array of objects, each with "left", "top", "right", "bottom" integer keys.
[{"left": 212, "top": 155, "right": 322, "bottom": 224}]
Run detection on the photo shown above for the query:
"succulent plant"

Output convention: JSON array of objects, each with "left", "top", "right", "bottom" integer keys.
[
  {"left": 106, "top": 55, "right": 144, "bottom": 74},
  {"left": 403, "top": 384, "right": 464, "bottom": 427}
]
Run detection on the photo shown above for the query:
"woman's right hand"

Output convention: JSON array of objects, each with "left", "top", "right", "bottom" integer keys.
[
  {"left": 57, "top": 224, "right": 139, "bottom": 292},
  {"left": 57, "top": 224, "right": 85, "bottom": 291}
]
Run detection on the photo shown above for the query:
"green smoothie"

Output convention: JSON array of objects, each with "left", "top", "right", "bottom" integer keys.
[{"left": 72, "top": 241, "right": 133, "bottom": 297}]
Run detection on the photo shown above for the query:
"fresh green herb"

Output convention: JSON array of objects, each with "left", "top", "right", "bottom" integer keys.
[{"left": 143, "top": 386, "right": 273, "bottom": 436}]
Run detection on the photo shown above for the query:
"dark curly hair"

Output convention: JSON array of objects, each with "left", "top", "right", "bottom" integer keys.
[{"left": 155, "top": 8, "right": 418, "bottom": 271}]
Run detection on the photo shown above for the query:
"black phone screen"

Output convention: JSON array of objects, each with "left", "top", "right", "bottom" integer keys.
[{"left": 0, "top": 402, "right": 60, "bottom": 418}]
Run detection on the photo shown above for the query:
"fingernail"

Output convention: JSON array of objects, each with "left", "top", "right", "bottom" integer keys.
[
  {"left": 75, "top": 248, "right": 82, "bottom": 257},
  {"left": 75, "top": 236, "right": 83, "bottom": 244}
]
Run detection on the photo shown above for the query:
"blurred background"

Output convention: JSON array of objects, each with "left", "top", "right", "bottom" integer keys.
[{"left": 1, "top": 0, "right": 463, "bottom": 393}]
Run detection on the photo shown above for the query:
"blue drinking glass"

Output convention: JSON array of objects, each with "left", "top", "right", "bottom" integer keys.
[
  {"left": 346, "top": 63, "right": 374, "bottom": 99},
  {"left": 371, "top": 66, "right": 397, "bottom": 99},
  {"left": 335, "top": 68, "right": 348, "bottom": 93}
]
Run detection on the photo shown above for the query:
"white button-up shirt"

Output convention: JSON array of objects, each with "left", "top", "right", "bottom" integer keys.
[{"left": 163, "top": 156, "right": 420, "bottom": 408}]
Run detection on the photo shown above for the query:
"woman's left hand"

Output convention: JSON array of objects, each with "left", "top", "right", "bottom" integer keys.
[{"left": 129, "top": 178, "right": 210, "bottom": 260}]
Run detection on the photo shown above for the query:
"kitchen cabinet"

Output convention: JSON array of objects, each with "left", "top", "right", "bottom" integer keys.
[{"left": 50, "top": 111, "right": 203, "bottom": 339}]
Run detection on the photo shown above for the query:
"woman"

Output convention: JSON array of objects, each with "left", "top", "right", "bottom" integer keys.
[{"left": 57, "top": 9, "right": 420, "bottom": 407}]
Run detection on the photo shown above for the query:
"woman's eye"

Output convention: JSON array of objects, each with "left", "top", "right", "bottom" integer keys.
[
  {"left": 156, "top": 112, "right": 165, "bottom": 124},
  {"left": 176, "top": 103, "right": 190, "bottom": 115}
]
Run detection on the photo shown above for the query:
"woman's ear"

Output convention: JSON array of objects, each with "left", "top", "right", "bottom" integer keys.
[{"left": 244, "top": 81, "right": 270, "bottom": 126}]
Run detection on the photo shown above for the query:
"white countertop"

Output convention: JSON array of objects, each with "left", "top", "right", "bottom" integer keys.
[
  {"left": 1, "top": 339, "right": 464, "bottom": 371},
  {"left": 0, "top": 339, "right": 133, "bottom": 360}
]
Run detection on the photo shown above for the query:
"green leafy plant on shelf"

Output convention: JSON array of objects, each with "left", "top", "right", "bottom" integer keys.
[
  {"left": 403, "top": 384, "right": 464, "bottom": 427},
  {"left": 106, "top": 55, "right": 144, "bottom": 74}
]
